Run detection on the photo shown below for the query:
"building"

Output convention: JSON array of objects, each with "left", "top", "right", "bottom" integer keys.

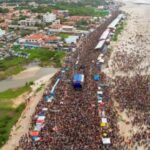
[
  {"left": 17, "top": 33, "right": 60, "bottom": 48},
  {"left": 0, "top": 28, "right": 5, "bottom": 38},
  {"left": 18, "top": 19, "right": 42, "bottom": 26},
  {"left": 28, "top": 2, "right": 39, "bottom": 8},
  {"left": 65, "top": 35, "right": 79, "bottom": 44},
  {"left": 43, "top": 13, "right": 56, "bottom": 23},
  {"left": 1, "top": 31, "right": 17, "bottom": 42},
  {"left": 8, "top": 25, "right": 38, "bottom": 31},
  {"left": 68, "top": 16, "right": 92, "bottom": 22},
  {"left": 61, "top": 25, "right": 75, "bottom": 32},
  {"left": 52, "top": 10, "right": 69, "bottom": 17}
]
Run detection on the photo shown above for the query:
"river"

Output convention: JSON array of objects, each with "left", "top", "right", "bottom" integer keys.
[{"left": 0, "top": 66, "right": 58, "bottom": 92}]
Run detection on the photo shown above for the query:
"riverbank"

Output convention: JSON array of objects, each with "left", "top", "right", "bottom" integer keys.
[
  {"left": 1, "top": 70, "right": 58, "bottom": 150},
  {"left": 0, "top": 66, "right": 58, "bottom": 92}
]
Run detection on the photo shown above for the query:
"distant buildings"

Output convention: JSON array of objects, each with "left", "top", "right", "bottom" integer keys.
[{"left": 43, "top": 13, "right": 56, "bottom": 23}]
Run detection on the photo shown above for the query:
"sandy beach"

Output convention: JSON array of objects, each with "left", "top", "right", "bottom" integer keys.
[
  {"left": 103, "top": 0, "right": 150, "bottom": 78},
  {"left": 103, "top": 0, "right": 150, "bottom": 149}
]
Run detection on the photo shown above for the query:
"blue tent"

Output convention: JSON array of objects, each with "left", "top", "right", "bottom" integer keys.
[{"left": 94, "top": 74, "right": 100, "bottom": 81}]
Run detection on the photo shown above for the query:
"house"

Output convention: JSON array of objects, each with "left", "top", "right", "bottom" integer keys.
[
  {"left": 63, "top": 21, "right": 76, "bottom": 26},
  {"left": 9, "top": 25, "right": 38, "bottom": 31},
  {"left": 17, "top": 33, "right": 60, "bottom": 48},
  {"left": 61, "top": 25, "right": 75, "bottom": 32},
  {"left": 68, "top": 16, "right": 92, "bottom": 22},
  {"left": 18, "top": 19, "right": 42, "bottom": 26},
  {"left": 28, "top": 2, "right": 39, "bottom": 8},
  {"left": 43, "top": 13, "right": 56, "bottom": 23},
  {"left": 0, "top": 28, "right": 5, "bottom": 38},
  {"left": 97, "top": 5, "right": 104, "bottom": 10},
  {"left": 0, "top": 22, "right": 9, "bottom": 29},
  {"left": 52, "top": 10, "right": 69, "bottom": 17},
  {"left": 2, "top": 31, "right": 17, "bottom": 42},
  {"left": 65, "top": 35, "right": 79, "bottom": 44}
]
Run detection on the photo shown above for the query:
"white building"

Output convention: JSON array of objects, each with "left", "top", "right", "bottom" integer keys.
[
  {"left": 43, "top": 13, "right": 56, "bottom": 23},
  {"left": 0, "top": 28, "right": 5, "bottom": 38},
  {"left": 18, "top": 19, "right": 42, "bottom": 26}
]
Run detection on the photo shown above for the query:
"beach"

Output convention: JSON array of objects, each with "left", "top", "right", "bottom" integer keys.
[
  {"left": 103, "top": 0, "right": 150, "bottom": 149},
  {"left": 104, "top": 0, "right": 150, "bottom": 78}
]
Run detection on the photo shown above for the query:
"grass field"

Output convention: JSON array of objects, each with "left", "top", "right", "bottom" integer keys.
[
  {"left": 0, "top": 84, "right": 31, "bottom": 147},
  {"left": 0, "top": 48, "right": 65, "bottom": 80}
]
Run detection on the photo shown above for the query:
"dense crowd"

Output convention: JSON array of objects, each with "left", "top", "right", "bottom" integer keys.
[
  {"left": 15, "top": 12, "right": 124, "bottom": 150},
  {"left": 15, "top": 9, "right": 150, "bottom": 150},
  {"left": 113, "top": 75, "right": 150, "bottom": 149}
]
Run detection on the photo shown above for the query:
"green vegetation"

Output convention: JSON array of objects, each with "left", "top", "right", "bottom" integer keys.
[
  {"left": 19, "top": 15, "right": 28, "bottom": 20},
  {"left": 0, "top": 0, "right": 106, "bottom": 5},
  {"left": 0, "top": 83, "right": 31, "bottom": 147},
  {"left": 14, "top": 47, "right": 65, "bottom": 67},
  {"left": 54, "top": 3, "right": 109, "bottom": 16},
  {"left": 11, "top": 15, "right": 29, "bottom": 25},
  {"left": 76, "top": 20, "right": 89, "bottom": 30},
  {"left": 0, "top": 7, "right": 9, "bottom": 13},
  {"left": 0, "top": 64, "right": 24, "bottom": 80},
  {"left": 20, "top": 30, "right": 33, "bottom": 37},
  {"left": 0, "top": 47, "right": 65, "bottom": 80},
  {"left": 0, "top": 84, "right": 31, "bottom": 100},
  {"left": 112, "top": 22, "right": 126, "bottom": 41},
  {"left": 58, "top": 33, "right": 70, "bottom": 40},
  {"left": 0, "top": 103, "right": 25, "bottom": 147},
  {"left": 78, "top": 0, "right": 106, "bottom": 6},
  {"left": 15, "top": 2, "right": 109, "bottom": 17},
  {"left": 36, "top": 84, "right": 44, "bottom": 92}
]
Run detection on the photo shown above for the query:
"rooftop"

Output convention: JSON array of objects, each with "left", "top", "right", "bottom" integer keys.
[{"left": 25, "top": 34, "right": 59, "bottom": 41}]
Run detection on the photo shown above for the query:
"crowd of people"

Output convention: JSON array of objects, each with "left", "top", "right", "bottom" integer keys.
[
  {"left": 110, "top": 26, "right": 150, "bottom": 76},
  {"left": 15, "top": 11, "right": 127, "bottom": 150},
  {"left": 109, "top": 18, "right": 150, "bottom": 149},
  {"left": 112, "top": 75, "right": 150, "bottom": 149},
  {"left": 14, "top": 8, "right": 150, "bottom": 150}
]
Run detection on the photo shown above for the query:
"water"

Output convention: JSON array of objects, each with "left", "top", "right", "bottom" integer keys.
[
  {"left": 135, "top": 0, "right": 150, "bottom": 4},
  {"left": 125, "top": 0, "right": 150, "bottom": 4},
  {"left": 0, "top": 67, "right": 58, "bottom": 92}
]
